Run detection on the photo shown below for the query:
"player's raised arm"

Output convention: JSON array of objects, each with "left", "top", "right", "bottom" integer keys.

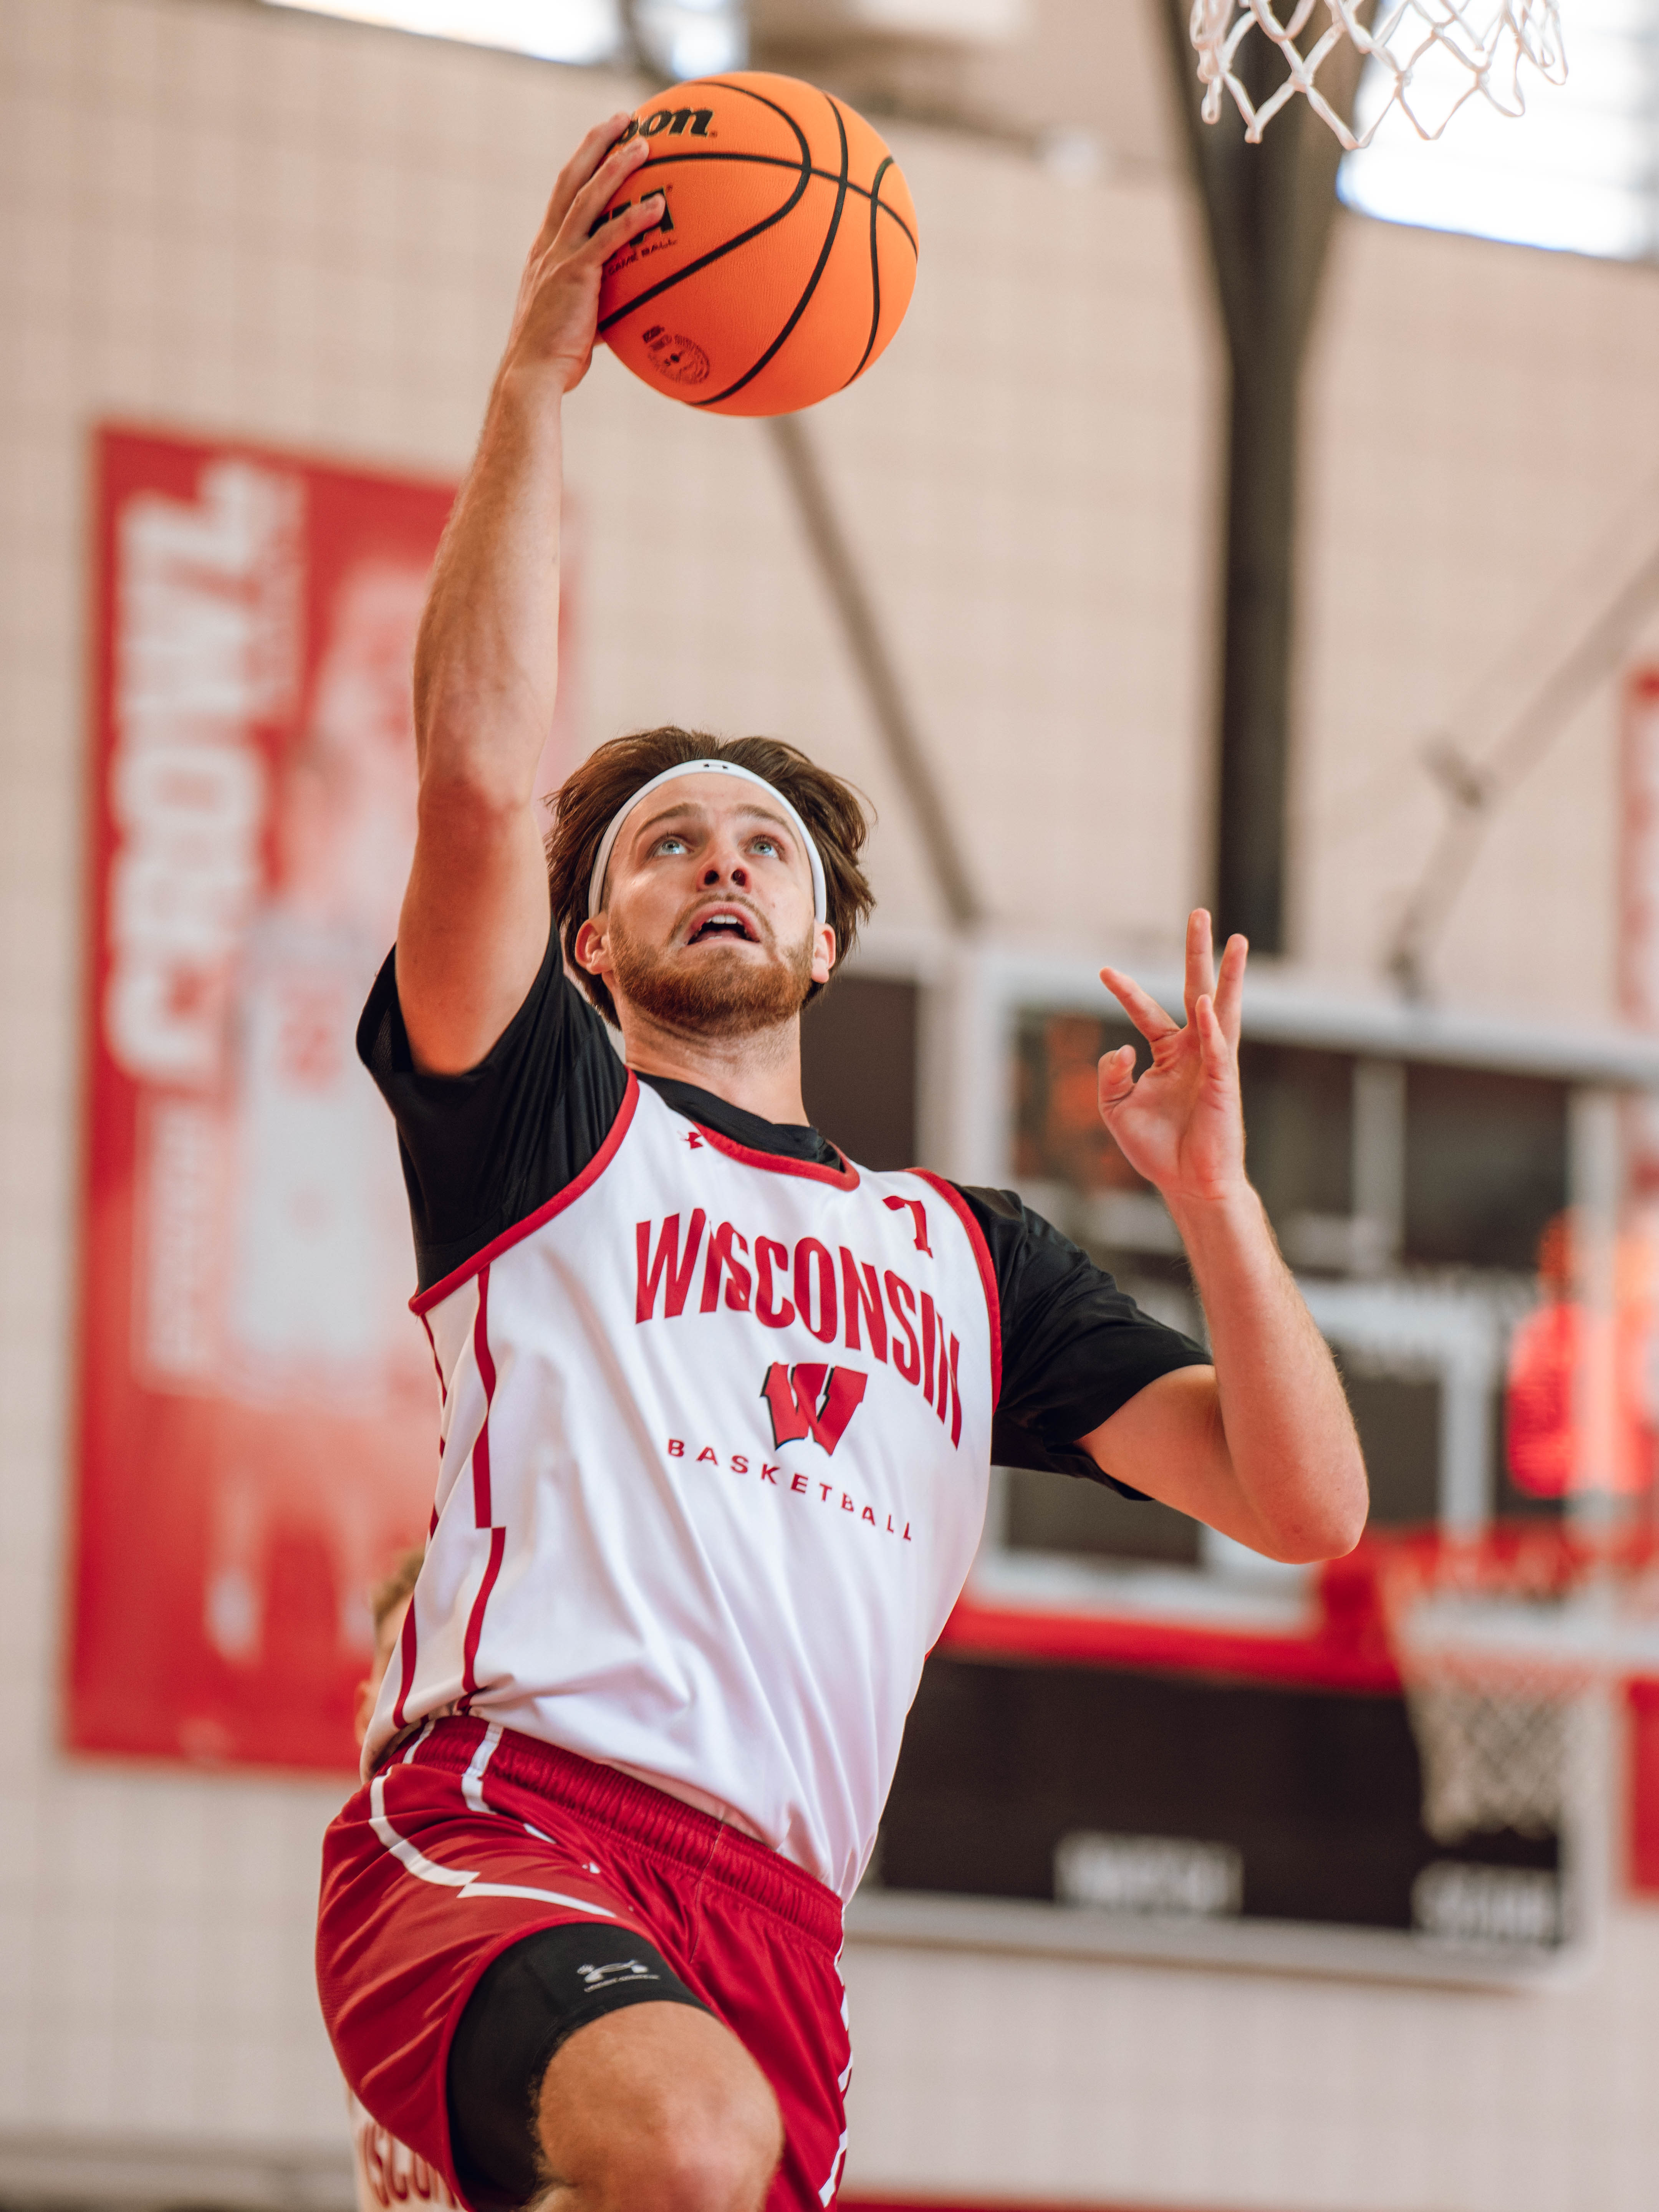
[
  {"left": 1080, "top": 912, "right": 1369, "bottom": 1562},
  {"left": 396, "top": 119, "right": 663, "bottom": 1075}
]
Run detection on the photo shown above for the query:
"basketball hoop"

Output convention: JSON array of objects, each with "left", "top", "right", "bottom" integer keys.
[
  {"left": 1189, "top": 0, "right": 1567, "bottom": 149},
  {"left": 1380, "top": 1530, "right": 1659, "bottom": 1843}
]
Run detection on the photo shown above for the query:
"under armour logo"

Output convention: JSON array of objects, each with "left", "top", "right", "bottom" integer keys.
[
  {"left": 685, "top": 1131, "right": 704, "bottom": 1149},
  {"left": 576, "top": 1959, "right": 659, "bottom": 1991},
  {"left": 761, "top": 1362, "right": 869, "bottom": 1455},
  {"left": 884, "top": 1195, "right": 932, "bottom": 1255}
]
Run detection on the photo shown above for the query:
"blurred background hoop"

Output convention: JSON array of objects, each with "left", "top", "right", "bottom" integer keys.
[
  {"left": 1381, "top": 1529, "right": 1659, "bottom": 1844},
  {"left": 1189, "top": 0, "right": 1568, "bottom": 146}
]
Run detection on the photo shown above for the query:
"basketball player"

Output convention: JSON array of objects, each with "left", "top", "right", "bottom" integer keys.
[{"left": 316, "top": 117, "right": 1368, "bottom": 2212}]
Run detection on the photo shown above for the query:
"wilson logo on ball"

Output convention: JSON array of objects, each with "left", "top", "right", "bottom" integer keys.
[{"left": 618, "top": 107, "right": 715, "bottom": 142}]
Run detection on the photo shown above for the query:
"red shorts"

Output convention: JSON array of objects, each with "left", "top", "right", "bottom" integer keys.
[{"left": 316, "top": 1719, "right": 851, "bottom": 2212}]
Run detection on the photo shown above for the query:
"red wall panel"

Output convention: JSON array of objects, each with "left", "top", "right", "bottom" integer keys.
[{"left": 68, "top": 426, "right": 458, "bottom": 1772}]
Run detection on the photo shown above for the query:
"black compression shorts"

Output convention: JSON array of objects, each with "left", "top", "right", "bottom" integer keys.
[{"left": 446, "top": 1922, "right": 711, "bottom": 2205}]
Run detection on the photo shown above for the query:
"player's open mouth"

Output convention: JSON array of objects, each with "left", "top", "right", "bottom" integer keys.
[{"left": 686, "top": 907, "right": 759, "bottom": 945}]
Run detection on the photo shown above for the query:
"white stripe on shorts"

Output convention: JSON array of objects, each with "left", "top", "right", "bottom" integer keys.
[
  {"left": 369, "top": 1772, "right": 618, "bottom": 1917},
  {"left": 461, "top": 1722, "right": 503, "bottom": 1812}
]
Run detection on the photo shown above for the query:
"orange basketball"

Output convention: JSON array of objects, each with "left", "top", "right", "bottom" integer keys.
[{"left": 595, "top": 73, "right": 919, "bottom": 418}]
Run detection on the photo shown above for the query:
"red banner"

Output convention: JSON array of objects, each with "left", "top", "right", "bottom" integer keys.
[{"left": 68, "top": 427, "right": 464, "bottom": 1770}]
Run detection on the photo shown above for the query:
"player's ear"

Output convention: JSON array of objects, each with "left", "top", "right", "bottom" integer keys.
[
  {"left": 811, "top": 923, "right": 836, "bottom": 988},
  {"left": 574, "top": 918, "right": 607, "bottom": 974}
]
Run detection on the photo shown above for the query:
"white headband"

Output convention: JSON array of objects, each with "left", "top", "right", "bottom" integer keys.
[{"left": 586, "top": 758, "right": 828, "bottom": 925}]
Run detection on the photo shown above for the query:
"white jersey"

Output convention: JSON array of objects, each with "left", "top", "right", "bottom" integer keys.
[{"left": 364, "top": 1076, "right": 998, "bottom": 1899}]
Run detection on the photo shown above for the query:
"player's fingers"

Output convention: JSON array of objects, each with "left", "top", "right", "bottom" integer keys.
[
  {"left": 1182, "top": 908, "right": 1215, "bottom": 1023},
  {"left": 1214, "top": 932, "right": 1247, "bottom": 1046},
  {"left": 1195, "top": 994, "right": 1236, "bottom": 1092},
  {"left": 539, "top": 113, "right": 638, "bottom": 243},
  {"left": 1100, "top": 965, "right": 1180, "bottom": 1046},
  {"left": 1097, "top": 1043, "right": 1137, "bottom": 1112},
  {"left": 559, "top": 136, "right": 653, "bottom": 252},
  {"left": 539, "top": 136, "right": 642, "bottom": 260},
  {"left": 578, "top": 190, "right": 669, "bottom": 271}
]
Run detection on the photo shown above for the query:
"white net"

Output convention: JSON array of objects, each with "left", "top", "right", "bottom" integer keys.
[
  {"left": 1403, "top": 1678, "right": 1586, "bottom": 1841},
  {"left": 1189, "top": 0, "right": 1567, "bottom": 148},
  {"left": 1387, "top": 1539, "right": 1659, "bottom": 1842}
]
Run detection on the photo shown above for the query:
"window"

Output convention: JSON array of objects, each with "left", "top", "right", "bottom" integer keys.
[
  {"left": 1403, "top": 1062, "right": 1568, "bottom": 1271},
  {"left": 801, "top": 973, "right": 919, "bottom": 1169},
  {"left": 1006, "top": 1010, "right": 1572, "bottom": 1566},
  {"left": 258, "top": 0, "right": 749, "bottom": 76},
  {"left": 259, "top": 0, "right": 628, "bottom": 63}
]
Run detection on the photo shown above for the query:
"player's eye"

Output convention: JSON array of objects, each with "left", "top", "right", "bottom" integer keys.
[
  {"left": 749, "top": 834, "right": 783, "bottom": 858},
  {"left": 651, "top": 834, "right": 690, "bottom": 856}
]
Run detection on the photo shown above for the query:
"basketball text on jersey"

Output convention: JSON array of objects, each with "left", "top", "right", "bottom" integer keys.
[
  {"left": 662, "top": 1435, "right": 911, "bottom": 1541},
  {"left": 368, "top": 1080, "right": 996, "bottom": 1899}
]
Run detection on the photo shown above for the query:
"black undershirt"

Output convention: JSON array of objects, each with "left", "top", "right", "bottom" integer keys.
[{"left": 358, "top": 930, "right": 1209, "bottom": 1495}]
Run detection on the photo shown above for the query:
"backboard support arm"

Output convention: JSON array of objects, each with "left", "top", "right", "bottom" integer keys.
[{"left": 1157, "top": 0, "right": 1362, "bottom": 952}]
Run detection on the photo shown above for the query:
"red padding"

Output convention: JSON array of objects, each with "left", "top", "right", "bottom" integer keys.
[{"left": 1627, "top": 1681, "right": 1659, "bottom": 1894}]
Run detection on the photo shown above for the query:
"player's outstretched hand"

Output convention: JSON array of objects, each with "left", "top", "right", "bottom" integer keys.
[
  {"left": 1096, "top": 910, "right": 1248, "bottom": 1209},
  {"left": 499, "top": 116, "right": 663, "bottom": 394}
]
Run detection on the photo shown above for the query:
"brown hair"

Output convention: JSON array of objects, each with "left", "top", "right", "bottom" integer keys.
[{"left": 546, "top": 727, "right": 875, "bottom": 1025}]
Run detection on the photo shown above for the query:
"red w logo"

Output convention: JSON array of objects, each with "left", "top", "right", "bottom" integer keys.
[{"left": 760, "top": 1363, "right": 868, "bottom": 1456}]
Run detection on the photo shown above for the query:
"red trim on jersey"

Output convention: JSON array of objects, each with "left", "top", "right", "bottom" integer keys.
[
  {"left": 470, "top": 1269, "right": 495, "bottom": 1529},
  {"left": 446, "top": 1272, "right": 505, "bottom": 1715},
  {"left": 693, "top": 1121, "right": 861, "bottom": 1191},
  {"left": 390, "top": 1574, "right": 421, "bottom": 1731},
  {"left": 916, "top": 1171, "right": 1002, "bottom": 1407},
  {"left": 410, "top": 1075, "right": 642, "bottom": 1314},
  {"left": 418, "top": 1310, "right": 448, "bottom": 1408},
  {"left": 459, "top": 1524, "right": 507, "bottom": 1711}
]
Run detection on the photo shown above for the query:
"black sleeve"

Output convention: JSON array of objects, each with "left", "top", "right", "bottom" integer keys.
[
  {"left": 952, "top": 1185, "right": 1211, "bottom": 1500},
  {"left": 357, "top": 923, "right": 628, "bottom": 1294}
]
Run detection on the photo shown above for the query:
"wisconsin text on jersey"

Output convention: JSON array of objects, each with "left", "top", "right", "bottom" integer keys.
[{"left": 636, "top": 1197, "right": 968, "bottom": 1450}]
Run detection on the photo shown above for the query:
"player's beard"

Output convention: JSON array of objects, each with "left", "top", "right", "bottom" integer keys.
[{"left": 609, "top": 907, "right": 815, "bottom": 1039}]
